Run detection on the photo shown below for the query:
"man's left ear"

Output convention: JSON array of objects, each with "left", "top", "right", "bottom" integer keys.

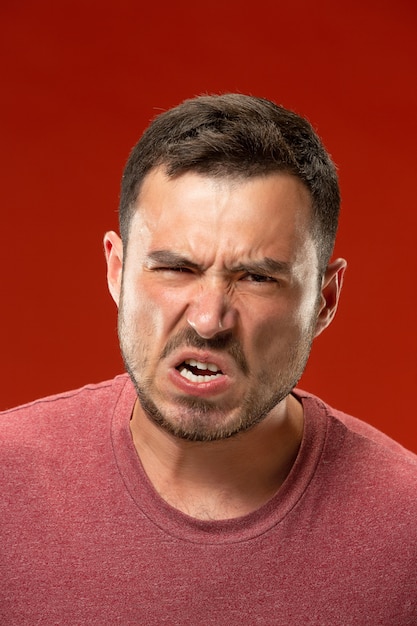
[{"left": 314, "top": 258, "right": 347, "bottom": 338}]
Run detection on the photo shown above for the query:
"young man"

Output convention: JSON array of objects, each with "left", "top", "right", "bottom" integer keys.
[{"left": 2, "top": 94, "right": 416, "bottom": 624}]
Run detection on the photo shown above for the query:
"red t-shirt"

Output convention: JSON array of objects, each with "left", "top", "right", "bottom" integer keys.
[{"left": 2, "top": 375, "right": 417, "bottom": 624}]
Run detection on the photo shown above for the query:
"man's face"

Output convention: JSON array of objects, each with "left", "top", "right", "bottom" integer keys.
[{"left": 106, "top": 167, "right": 343, "bottom": 441}]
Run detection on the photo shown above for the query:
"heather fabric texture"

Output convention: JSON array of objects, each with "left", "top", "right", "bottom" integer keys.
[{"left": 1, "top": 374, "right": 416, "bottom": 625}]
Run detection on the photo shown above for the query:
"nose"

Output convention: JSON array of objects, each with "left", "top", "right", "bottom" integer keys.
[{"left": 186, "top": 279, "right": 238, "bottom": 339}]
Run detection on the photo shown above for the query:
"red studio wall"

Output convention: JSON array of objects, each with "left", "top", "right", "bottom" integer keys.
[{"left": 1, "top": 0, "right": 416, "bottom": 452}]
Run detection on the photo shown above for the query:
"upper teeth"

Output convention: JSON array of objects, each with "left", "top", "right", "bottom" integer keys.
[
  {"left": 185, "top": 359, "right": 219, "bottom": 372},
  {"left": 179, "top": 358, "right": 222, "bottom": 383}
]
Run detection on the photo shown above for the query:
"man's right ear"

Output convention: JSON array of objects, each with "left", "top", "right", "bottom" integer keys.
[{"left": 103, "top": 231, "right": 123, "bottom": 307}]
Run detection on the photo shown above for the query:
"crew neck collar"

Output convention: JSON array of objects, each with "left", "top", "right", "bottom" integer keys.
[{"left": 111, "top": 376, "right": 328, "bottom": 544}]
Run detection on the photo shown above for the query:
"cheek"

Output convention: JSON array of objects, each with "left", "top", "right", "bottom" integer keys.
[
  {"left": 245, "top": 295, "right": 318, "bottom": 355},
  {"left": 122, "top": 279, "right": 187, "bottom": 340}
]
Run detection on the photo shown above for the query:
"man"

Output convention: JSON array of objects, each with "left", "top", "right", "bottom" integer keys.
[{"left": 2, "top": 94, "right": 416, "bottom": 624}]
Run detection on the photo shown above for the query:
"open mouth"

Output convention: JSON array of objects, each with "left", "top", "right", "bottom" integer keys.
[{"left": 176, "top": 358, "right": 224, "bottom": 383}]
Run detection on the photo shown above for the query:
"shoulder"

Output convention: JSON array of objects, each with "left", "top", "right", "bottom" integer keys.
[
  {"left": 295, "top": 387, "right": 417, "bottom": 462},
  {"left": 294, "top": 388, "right": 417, "bottom": 505},
  {"left": 293, "top": 389, "right": 417, "bottom": 567},
  {"left": 1, "top": 374, "right": 131, "bottom": 413},
  {"left": 1, "top": 374, "right": 136, "bottom": 491},
  {"left": 0, "top": 374, "right": 133, "bottom": 441}
]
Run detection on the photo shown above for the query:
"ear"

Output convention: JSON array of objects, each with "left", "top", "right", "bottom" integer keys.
[
  {"left": 103, "top": 231, "right": 123, "bottom": 307},
  {"left": 314, "top": 258, "right": 347, "bottom": 338}
]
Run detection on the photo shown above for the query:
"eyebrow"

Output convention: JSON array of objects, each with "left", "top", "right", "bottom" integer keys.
[
  {"left": 145, "top": 250, "right": 202, "bottom": 271},
  {"left": 145, "top": 250, "right": 292, "bottom": 275},
  {"left": 231, "top": 258, "right": 292, "bottom": 276}
]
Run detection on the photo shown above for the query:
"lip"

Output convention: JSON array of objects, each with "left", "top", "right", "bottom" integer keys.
[
  {"left": 166, "top": 349, "right": 235, "bottom": 398},
  {"left": 168, "top": 367, "right": 231, "bottom": 397}
]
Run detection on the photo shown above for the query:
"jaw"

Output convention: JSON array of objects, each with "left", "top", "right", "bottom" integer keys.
[{"left": 130, "top": 360, "right": 294, "bottom": 444}]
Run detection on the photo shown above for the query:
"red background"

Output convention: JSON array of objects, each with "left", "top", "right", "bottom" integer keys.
[{"left": 1, "top": 0, "right": 416, "bottom": 451}]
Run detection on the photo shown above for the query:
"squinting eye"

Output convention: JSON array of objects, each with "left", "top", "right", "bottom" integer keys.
[
  {"left": 155, "top": 266, "right": 192, "bottom": 273},
  {"left": 245, "top": 274, "right": 276, "bottom": 283}
]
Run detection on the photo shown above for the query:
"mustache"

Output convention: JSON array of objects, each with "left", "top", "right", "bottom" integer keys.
[{"left": 160, "top": 327, "right": 249, "bottom": 375}]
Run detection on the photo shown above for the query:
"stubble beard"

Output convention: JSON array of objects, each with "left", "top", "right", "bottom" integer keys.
[{"left": 118, "top": 312, "right": 316, "bottom": 443}]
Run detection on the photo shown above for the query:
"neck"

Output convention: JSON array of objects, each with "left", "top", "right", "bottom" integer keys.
[{"left": 129, "top": 394, "right": 304, "bottom": 521}]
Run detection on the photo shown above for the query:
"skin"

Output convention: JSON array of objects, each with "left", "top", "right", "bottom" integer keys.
[{"left": 104, "top": 166, "right": 346, "bottom": 519}]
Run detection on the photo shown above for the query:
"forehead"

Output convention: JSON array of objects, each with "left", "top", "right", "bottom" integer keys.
[{"left": 129, "top": 167, "right": 315, "bottom": 266}]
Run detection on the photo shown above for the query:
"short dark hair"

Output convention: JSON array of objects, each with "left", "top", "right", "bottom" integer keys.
[{"left": 119, "top": 93, "right": 340, "bottom": 272}]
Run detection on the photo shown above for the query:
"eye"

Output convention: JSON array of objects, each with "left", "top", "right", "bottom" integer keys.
[
  {"left": 243, "top": 273, "right": 277, "bottom": 283},
  {"left": 150, "top": 265, "right": 197, "bottom": 280},
  {"left": 155, "top": 266, "right": 192, "bottom": 273}
]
